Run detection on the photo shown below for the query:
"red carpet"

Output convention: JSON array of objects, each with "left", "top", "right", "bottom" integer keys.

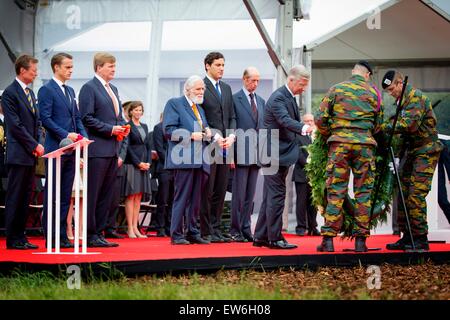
[{"left": 1, "top": 234, "right": 449, "bottom": 265}]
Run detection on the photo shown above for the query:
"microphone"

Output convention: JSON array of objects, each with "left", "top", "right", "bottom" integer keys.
[{"left": 59, "top": 138, "right": 74, "bottom": 154}]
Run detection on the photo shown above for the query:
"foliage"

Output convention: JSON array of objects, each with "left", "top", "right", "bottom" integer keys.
[{"left": 305, "top": 131, "right": 393, "bottom": 238}]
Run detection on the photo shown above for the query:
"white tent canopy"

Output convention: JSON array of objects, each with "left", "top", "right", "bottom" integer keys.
[{"left": 33, "top": 0, "right": 450, "bottom": 127}]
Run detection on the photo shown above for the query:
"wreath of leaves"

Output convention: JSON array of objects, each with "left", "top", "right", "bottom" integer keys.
[{"left": 305, "top": 132, "right": 394, "bottom": 238}]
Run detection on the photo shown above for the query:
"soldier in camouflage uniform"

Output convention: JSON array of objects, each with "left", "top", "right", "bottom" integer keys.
[
  {"left": 316, "top": 61, "right": 383, "bottom": 252},
  {"left": 382, "top": 70, "right": 443, "bottom": 251}
]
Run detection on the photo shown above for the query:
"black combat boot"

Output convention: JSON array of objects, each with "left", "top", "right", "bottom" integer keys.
[
  {"left": 317, "top": 236, "right": 334, "bottom": 252},
  {"left": 355, "top": 236, "right": 368, "bottom": 252},
  {"left": 405, "top": 235, "right": 429, "bottom": 252},
  {"left": 386, "top": 234, "right": 412, "bottom": 250}
]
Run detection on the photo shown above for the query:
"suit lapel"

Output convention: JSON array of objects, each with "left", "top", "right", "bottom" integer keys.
[
  {"left": 50, "top": 79, "right": 72, "bottom": 113},
  {"left": 204, "top": 77, "right": 222, "bottom": 106},
  {"left": 238, "top": 90, "right": 255, "bottom": 123},
  {"left": 281, "top": 86, "right": 299, "bottom": 120},
  {"left": 93, "top": 77, "right": 118, "bottom": 117},
  {"left": 15, "top": 81, "right": 36, "bottom": 117},
  {"left": 183, "top": 98, "right": 202, "bottom": 126}
]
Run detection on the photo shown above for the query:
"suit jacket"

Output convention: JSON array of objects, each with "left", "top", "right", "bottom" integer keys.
[
  {"left": 0, "top": 118, "right": 6, "bottom": 177},
  {"left": 292, "top": 135, "right": 312, "bottom": 183},
  {"left": 201, "top": 77, "right": 236, "bottom": 136},
  {"left": 124, "top": 121, "right": 151, "bottom": 167},
  {"left": 153, "top": 121, "right": 168, "bottom": 174},
  {"left": 261, "top": 85, "right": 305, "bottom": 167},
  {"left": 163, "top": 96, "right": 210, "bottom": 172},
  {"left": 1, "top": 80, "right": 41, "bottom": 166},
  {"left": 78, "top": 77, "right": 125, "bottom": 158},
  {"left": 38, "top": 79, "right": 87, "bottom": 153},
  {"left": 233, "top": 89, "right": 265, "bottom": 166}
]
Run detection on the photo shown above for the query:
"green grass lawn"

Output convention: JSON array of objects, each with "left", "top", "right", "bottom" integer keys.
[{"left": 0, "top": 262, "right": 448, "bottom": 300}]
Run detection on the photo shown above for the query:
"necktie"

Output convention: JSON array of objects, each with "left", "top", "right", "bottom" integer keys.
[
  {"left": 25, "top": 88, "right": 35, "bottom": 114},
  {"left": 249, "top": 93, "right": 258, "bottom": 123},
  {"left": 192, "top": 103, "right": 203, "bottom": 129},
  {"left": 105, "top": 83, "right": 119, "bottom": 116},
  {"left": 215, "top": 81, "right": 221, "bottom": 98},
  {"left": 62, "top": 84, "right": 71, "bottom": 104}
]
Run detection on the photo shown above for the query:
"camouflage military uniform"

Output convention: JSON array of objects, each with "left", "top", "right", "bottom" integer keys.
[
  {"left": 384, "top": 85, "right": 443, "bottom": 236},
  {"left": 316, "top": 74, "right": 383, "bottom": 237}
]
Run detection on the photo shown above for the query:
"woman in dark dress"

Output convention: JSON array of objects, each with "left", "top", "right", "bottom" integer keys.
[{"left": 123, "top": 101, "right": 152, "bottom": 238}]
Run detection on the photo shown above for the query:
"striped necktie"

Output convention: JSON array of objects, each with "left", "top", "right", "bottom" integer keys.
[{"left": 25, "top": 88, "right": 35, "bottom": 114}]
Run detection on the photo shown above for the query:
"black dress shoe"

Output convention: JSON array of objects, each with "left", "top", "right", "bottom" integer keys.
[
  {"left": 7, "top": 242, "right": 28, "bottom": 250},
  {"left": 355, "top": 236, "right": 368, "bottom": 252},
  {"left": 308, "top": 228, "right": 321, "bottom": 236},
  {"left": 171, "top": 238, "right": 190, "bottom": 245},
  {"left": 295, "top": 228, "right": 307, "bottom": 236},
  {"left": 99, "top": 235, "right": 119, "bottom": 247},
  {"left": 104, "top": 231, "right": 125, "bottom": 239},
  {"left": 253, "top": 239, "right": 270, "bottom": 247},
  {"left": 209, "top": 235, "right": 224, "bottom": 243},
  {"left": 45, "top": 240, "right": 73, "bottom": 249},
  {"left": 87, "top": 238, "right": 109, "bottom": 248},
  {"left": 217, "top": 233, "right": 232, "bottom": 243},
  {"left": 386, "top": 236, "right": 411, "bottom": 250},
  {"left": 101, "top": 238, "right": 119, "bottom": 247},
  {"left": 268, "top": 240, "right": 297, "bottom": 249},
  {"left": 187, "top": 236, "right": 210, "bottom": 244},
  {"left": 156, "top": 229, "right": 167, "bottom": 237},
  {"left": 23, "top": 241, "right": 39, "bottom": 249},
  {"left": 243, "top": 234, "right": 254, "bottom": 242},
  {"left": 317, "top": 236, "right": 334, "bottom": 252},
  {"left": 231, "top": 235, "right": 248, "bottom": 242}
]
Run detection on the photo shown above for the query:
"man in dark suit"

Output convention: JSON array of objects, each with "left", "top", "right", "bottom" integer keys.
[
  {"left": 230, "top": 67, "right": 265, "bottom": 242},
  {"left": 104, "top": 135, "right": 128, "bottom": 239},
  {"left": 292, "top": 113, "right": 319, "bottom": 236},
  {"left": 153, "top": 114, "right": 174, "bottom": 237},
  {"left": 38, "top": 52, "right": 88, "bottom": 248},
  {"left": 438, "top": 138, "right": 450, "bottom": 223},
  {"left": 253, "top": 65, "right": 312, "bottom": 249},
  {"left": 200, "top": 52, "right": 236, "bottom": 243},
  {"left": 78, "top": 52, "right": 129, "bottom": 248},
  {"left": 163, "top": 75, "right": 211, "bottom": 245},
  {"left": 1, "top": 54, "right": 44, "bottom": 249}
]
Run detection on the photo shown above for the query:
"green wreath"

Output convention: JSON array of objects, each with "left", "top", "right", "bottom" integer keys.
[{"left": 305, "top": 132, "right": 394, "bottom": 238}]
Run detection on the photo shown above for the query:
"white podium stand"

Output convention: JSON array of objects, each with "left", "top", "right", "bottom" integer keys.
[{"left": 35, "top": 139, "right": 98, "bottom": 255}]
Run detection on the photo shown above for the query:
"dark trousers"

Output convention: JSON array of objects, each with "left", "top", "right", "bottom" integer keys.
[
  {"left": 294, "top": 182, "right": 317, "bottom": 232},
  {"left": 171, "top": 168, "right": 208, "bottom": 240},
  {"left": 41, "top": 155, "right": 75, "bottom": 241},
  {"left": 105, "top": 169, "right": 123, "bottom": 233},
  {"left": 155, "top": 170, "right": 174, "bottom": 234},
  {"left": 438, "top": 157, "right": 450, "bottom": 223},
  {"left": 254, "top": 166, "right": 289, "bottom": 242},
  {"left": 230, "top": 165, "right": 259, "bottom": 238},
  {"left": 87, "top": 157, "right": 118, "bottom": 241},
  {"left": 5, "top": 164, "right": 35, "bottom": 245},
  {"left": 200, "top": 163, "right": 229, "bottom": 237}
]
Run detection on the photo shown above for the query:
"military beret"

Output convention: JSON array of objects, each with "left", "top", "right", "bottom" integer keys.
[
  {"left": 357, "top": 60, "right": 373, "bottom": 75},
  {"left": 382, "top": 70, "right": 396, "bottom": 89}
]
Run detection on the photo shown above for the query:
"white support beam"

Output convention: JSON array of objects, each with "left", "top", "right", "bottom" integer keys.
[
  {"left": 243, "top": 0, "right": 289, "bottom": 86},
  {"left": 145, "top": 4, "right": 162, "bottom": 128}
]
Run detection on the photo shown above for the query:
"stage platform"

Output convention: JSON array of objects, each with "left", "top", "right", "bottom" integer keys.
[{"left": 0, "top": 234, "right": 449, "bottom": 276}]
